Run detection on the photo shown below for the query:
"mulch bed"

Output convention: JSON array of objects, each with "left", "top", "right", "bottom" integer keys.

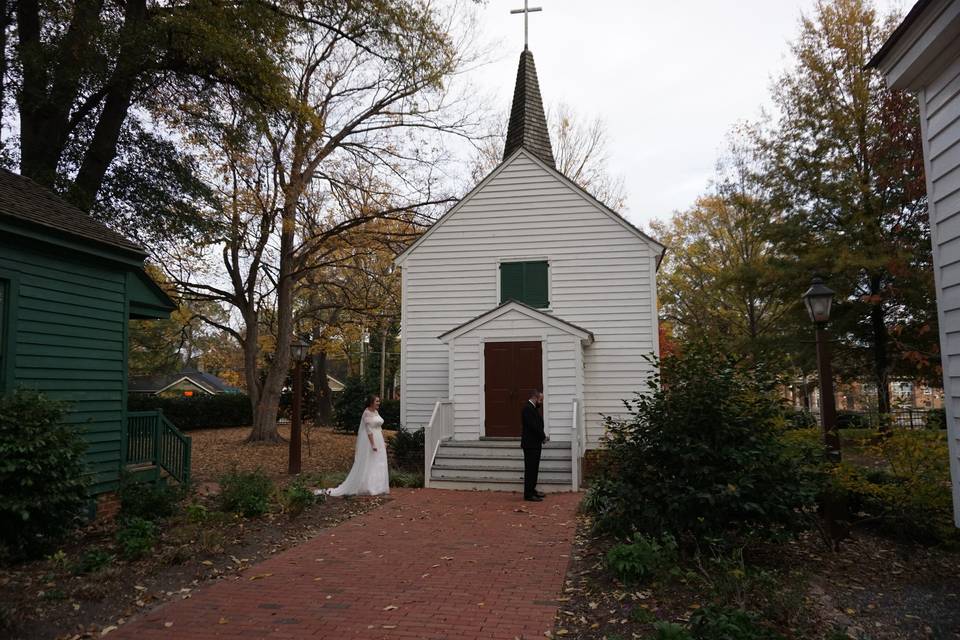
[
  {"left": 0, "top": 492, "right": 388, "bottom": 640},
  {"left": 553, "top": 515, "right": 960, "bottom": 639},
  {"left": 189, "top": 423, "right": 396, "bottom": 482}
]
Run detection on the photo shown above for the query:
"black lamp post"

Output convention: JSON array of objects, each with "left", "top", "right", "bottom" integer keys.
[
  {"left": 288, "top": 338, "right": 309, "bottom": 475},
  {"left": 802, "top": 277, "right": 841, "bottom": 462}
]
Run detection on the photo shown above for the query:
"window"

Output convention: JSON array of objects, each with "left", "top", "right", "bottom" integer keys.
[{"left": 500, "top": 260, "right": 549, "bottom": 308}]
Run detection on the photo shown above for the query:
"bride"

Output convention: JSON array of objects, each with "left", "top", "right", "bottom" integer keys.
[{"left": 320, "top": 395, "right": 390, "bottom": 497}]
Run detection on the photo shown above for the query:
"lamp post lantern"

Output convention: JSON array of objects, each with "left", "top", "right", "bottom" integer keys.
[
  {"left": 802, "top": 277, "right": 841, "bottom": 462},
  {"left": 288, "top": 338, "right": 309, "bottom": 475}
]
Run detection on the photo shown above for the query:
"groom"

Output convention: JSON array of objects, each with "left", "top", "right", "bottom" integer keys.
[{"left": 521, "top": 389, "right": 546, "bottom": 502}]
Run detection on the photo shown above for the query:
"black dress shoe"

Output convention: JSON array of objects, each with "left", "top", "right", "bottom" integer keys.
[
  {"left": 524, "top": 494, "right": 544, "bottom": 502},
  {"left": 535, "top": 490, "right": 546, "bottom": 498}
]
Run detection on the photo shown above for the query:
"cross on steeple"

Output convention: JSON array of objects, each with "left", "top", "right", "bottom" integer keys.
[{"left": 510, "top": 0, "right": 542, "bottom": 50}]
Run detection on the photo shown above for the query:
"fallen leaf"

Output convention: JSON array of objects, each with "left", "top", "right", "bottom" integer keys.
[
  {"left": 218, "top": 617, "right": 228, "bottom": 625},
  {"left": 383, "top": 605, "right": 398, "bottom": 611},
  {"left": 164, "top": 622, "right": 173, "bottom": 628},
  {"left": 249, "top": 573, "right": 273, "bottom": 581}
]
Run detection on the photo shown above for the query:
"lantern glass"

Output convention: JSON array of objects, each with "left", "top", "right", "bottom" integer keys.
[
  {"left": 802, "top": 278, "right": 835, "bottom": 324},
  {"left": 290, "top": 339, "right": 309, "bottom": 362}
]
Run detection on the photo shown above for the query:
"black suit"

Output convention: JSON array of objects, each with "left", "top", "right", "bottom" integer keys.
[{"left": 521, "top": 401, "right": 546, "bottom": 497}]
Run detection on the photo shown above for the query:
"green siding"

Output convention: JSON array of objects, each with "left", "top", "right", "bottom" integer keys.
[{"left": 0, "top": 239, "right": 128, "bottom": 496}]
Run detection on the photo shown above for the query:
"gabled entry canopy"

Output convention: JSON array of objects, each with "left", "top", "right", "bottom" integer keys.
[{"left": 438, "top": 300, "right": 594, "bottom": 345}]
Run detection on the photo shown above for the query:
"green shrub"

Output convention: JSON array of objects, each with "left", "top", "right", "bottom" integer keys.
[
  {"left": 71, "top": 548, "right": 113, "bottom": 575},
  {"left": 783, "top": 409, "right": 816, "bottom": 430},
  {"left": 332, "top": 377, "right": 401, "bottom": 432},
  {"left": 654, "top": 622, "right": 693, "bottom": 640},
  {"left": 218, "top": 468, "right": 273, "bottom": 517},
  {"left": 836, "top": 410, "right": 871, "bottom": 429},
  {"left": 585, "top": 345, "right": 820, "bottom": 544},
  {"left": 689, "top": 605, "right": 784, "bottom": 640},
  {"left": 279, "top": 478, "right": 318, "bottom": 518},
  {"left": 605, "top": 533, "right": 678, "bottom": 584},
  {"left": 116, "top": 517, "right": 158, "bottom": 560},
  {"left": 832, "top": 431, "right": 954, "bottom": 542},
  {"left": 389, "top": 469, "right": 424, "bottom": 488},
  {"left": 0, "top": 389, "right": 88, "bottom": 561},
  {"left": 127, "top": 393, "right": 251, "bottom": 430},
  {"left": 185, "top": 502, "right": 209, "bottom": 523},
  {"left": 333, "top": 377, "right": 373, "bottom": 432},
  {"left": 925, "top": 408, "right": 946, "bottom": 430},
  {"left": 379, "top": 400, "right": 401, "bottom": 429},
  {"left": 119, "top": 476, "right": 186, "bottom": 521},
  {"left": 388, "top": 427, "right": 424, "bottom": 471}
]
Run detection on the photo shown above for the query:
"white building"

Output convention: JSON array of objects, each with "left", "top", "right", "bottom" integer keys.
[
  {"left": 395, "top": 47, "right": 664, "bottom": 491},
  {"left": 870, "top": 0, "right": 960, "bottom": 525}
]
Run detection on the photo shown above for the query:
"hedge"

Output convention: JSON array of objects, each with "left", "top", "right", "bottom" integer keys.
[
  {"left": 127, "top": 393, "right": 252, "bottom": 431},
  {"left": 333, "top": 377, "right": 402, "bottom": 432}
]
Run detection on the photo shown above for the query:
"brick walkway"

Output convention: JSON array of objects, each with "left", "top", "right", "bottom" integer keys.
[{"left": 112, "top": 489, "right": 580, "bottom": 640}]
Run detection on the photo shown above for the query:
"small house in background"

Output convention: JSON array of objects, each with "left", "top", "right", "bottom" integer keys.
[
  {"left": 129, "top": 368, "right": 345, "bottom": 397},
  {"left": 0, "top": 169, "right": 187, "bottom": 517},
  {"left": 129, "top": 368, "right": 243, "bottom": 397},
  {"left": 870, "top": 0, "right": 960, "bottom": 526}
]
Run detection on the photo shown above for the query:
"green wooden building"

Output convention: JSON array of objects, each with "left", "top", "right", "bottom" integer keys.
[{"left": 0, "top": 169, "right": 188, "bottom": 511}]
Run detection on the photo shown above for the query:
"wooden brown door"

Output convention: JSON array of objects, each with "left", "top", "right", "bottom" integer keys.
[{"left": 484, "top": 341, "right": 543, "bottom": 437}]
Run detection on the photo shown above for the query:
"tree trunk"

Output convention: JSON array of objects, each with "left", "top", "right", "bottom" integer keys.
[
  {"left": 246, "top": 201, "right": 297, "bottom": 443},
  {"left": 242, "top": 307, "right": 262, "bottom": 424},
  {"left": 312, "top": 348, "right": 333, "bottom": 425}
]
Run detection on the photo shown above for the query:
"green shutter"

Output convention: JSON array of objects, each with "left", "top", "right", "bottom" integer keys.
[
  {"left": 500, "top": 261, "right": 549, "bottom": 308},
  {"left": 524, "top": 261, "right": 549, "bottom": 308},
  {"left": 500, "top": 262, "right": 524, "bottom": 304}
]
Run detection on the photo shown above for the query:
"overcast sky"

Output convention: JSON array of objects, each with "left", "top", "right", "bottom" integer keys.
[{"left": 452, "top": 0, "right": 906, "bottom": 230}]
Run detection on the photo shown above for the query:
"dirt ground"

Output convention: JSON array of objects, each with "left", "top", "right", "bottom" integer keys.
[
  {"left": 189, "top": 423, "right": 396, "bottom": 482},
  {"left": 553, "top": 515, "right": 960, "bottom": 639}
]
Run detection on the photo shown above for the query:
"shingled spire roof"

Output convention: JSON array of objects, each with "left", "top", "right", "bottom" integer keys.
[{"left": 503, "top": 48, "right": 555, "bottom": 168}]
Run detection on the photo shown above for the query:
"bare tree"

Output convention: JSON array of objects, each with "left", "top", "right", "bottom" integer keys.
[
  {"left": 471, "top": 101, "right": 628, "bottom": 210},
  {"left": 163, "top": 1, "right": 482, "bottom": 442}
]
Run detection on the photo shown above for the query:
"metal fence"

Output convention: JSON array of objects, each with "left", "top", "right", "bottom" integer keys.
[{"left": 805, "top": 408, "right": 945, "bottom": 430}]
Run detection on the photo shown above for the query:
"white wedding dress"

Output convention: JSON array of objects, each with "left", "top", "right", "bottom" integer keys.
[{"left": 322, "top": 408, "right": 389, "bottom": 497}]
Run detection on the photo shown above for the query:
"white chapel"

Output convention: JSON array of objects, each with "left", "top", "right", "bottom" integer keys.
[{"left": 395, "top": 37, "right": 664, "bottom": 491}]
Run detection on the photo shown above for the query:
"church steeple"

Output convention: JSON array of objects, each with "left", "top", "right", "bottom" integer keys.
[{"left": 503, "top": 48, "right": 555, "bottom": 168}]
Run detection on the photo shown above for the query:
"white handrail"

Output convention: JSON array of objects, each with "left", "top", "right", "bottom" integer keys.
[
  {"left": 571, "top": 398, "right": 581, "bottom": 491},
  {"left": 424, "top": 399, "right": 453, "bottom": 488}
]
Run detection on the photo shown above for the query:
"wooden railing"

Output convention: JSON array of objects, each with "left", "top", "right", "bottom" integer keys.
[
  {"left": 125, "top": 410, "right": 192, "bottom": 485},
  {"left": 571, "top": 398, "right": 584, "bottom": 491},
  {"left": 424, "top": 400, "right": 453, "bottom": 488}
]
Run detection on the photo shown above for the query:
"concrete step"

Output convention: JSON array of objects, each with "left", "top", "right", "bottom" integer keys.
[
  {"left": 435, "top": 448, "right": 570, "bottom": 461},
  {"left": 433, "top": 457, "right": 572, "bottom": 471},
  {"left": 449, "top": 439, "right": 570, "bottom": 449},
  {"left": 427, "top": 477, "right": 571, "bottom": 492},
  {"left": 431, "top": 466, "right": 571, "bottom": 483}
]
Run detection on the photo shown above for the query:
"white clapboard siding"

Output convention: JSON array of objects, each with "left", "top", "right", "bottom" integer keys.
[
  {"left": 873, "top": 0, "right": 960, "bottom": 526},
  {"left": 399, "top": 149, "right": 660, "bottom": 447},
  {"left": 925, "top": 71, "right": 960, "bottom": 527}
]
